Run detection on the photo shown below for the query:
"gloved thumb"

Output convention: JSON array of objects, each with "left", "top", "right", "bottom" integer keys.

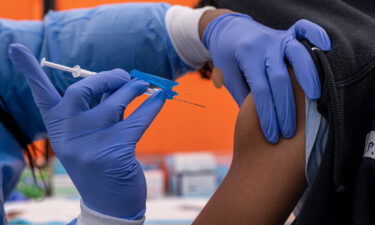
[{"left": 292, "top": 19, "right": 331, "bottom": 51}]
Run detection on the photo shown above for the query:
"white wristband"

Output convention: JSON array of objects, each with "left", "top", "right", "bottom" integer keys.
[{"left": 165, "top": 5, "right": 216, "bottom": 70}]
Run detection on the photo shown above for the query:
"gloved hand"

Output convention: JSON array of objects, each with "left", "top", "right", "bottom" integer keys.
[
  {"left": 203, "top": 13, "right": 331, "bottom": 144},
  {"left": 9, "top": 43, "right": 167, "bottom": 220}
]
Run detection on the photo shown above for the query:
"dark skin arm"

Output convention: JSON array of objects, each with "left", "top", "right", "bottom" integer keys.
[
  {"left": 192, "top": 67, "right": 307, "bottom": 225},
  {"left": 198, "top": 9, "right": 233, "bottom": 39},
  {"left": 195, "top": 11, "right": 307, "bottom": 224}
]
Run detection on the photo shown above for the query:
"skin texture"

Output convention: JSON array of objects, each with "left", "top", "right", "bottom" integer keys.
[
  {"left": 198, "top": 9, "right": 233, "bottom": 39},
  {"left": 193, "top": 68, "right": 307, "bottom": 225}
]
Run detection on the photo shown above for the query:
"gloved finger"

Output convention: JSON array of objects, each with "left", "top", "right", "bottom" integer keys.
[
  {"left": 101, "top": 92, "right": 112, "bottom": 102},
  {"left": 215, "top": 60, "right": 250, "bottom": 106},
  {"left": 265, "top": 56, "right": 296, "bottom": 138},
  {"left": 221, "top": 64, "right": 250, "bottom": 106},
  {"left": 243, "top": 64, "right": 280, "bottom": 144},
  {"left": 292, "top": 19, "right": 331, "bottom": 51},
  {"left": 61, "top": 69, "right": 130, "bottom": 114},
  {"left": 116, "top": 91, "right": 167, "bottom": 143},
  {"left": 285, "top": 39, "right": 321, "bottom": 100},
  {"left": 91, "top": 79, "right": 149, "bottom": 126},
  {"left": 8, "top": 43, "right": 61, "bottom": 112}
]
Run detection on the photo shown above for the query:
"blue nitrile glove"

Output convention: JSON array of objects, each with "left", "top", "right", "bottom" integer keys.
[
  {"left": 203, "top": 14, "right": 331, "bottom": 144},
  {"left": 9, "top": 43, "right": 167, "bottom": 220}
]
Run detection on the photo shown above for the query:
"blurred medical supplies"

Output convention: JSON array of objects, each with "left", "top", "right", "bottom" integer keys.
[
  {"left": 15, "top": 169, "right": 45, "bottom": 199},
  {"left": 14, "top": 163, "right": 52, "bottom": 200},
  {"left": 52, "top": 159, "right": 79, "bottom": 198},
  {"left": 41, "top": 59, "right": 206, "bottom": 108},
  {"left": 165, "top": 153, "right": 217, "bottom": 197},
  {"left": 214, "top": 154, "right": 231, "bottom": 185},
  {"left": 144, "top": 169, "right": 165, "bottom": 199},
  {"left": 5, "top": 197, "right": 209, "bottom": 225},
  {"left": 6, "top": 209, "right": 23, "bottom": 221}
]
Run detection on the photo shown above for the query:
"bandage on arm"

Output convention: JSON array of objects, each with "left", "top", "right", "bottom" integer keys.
[{"left": 193, "top": 68, "right": 307, "bottom": 225}]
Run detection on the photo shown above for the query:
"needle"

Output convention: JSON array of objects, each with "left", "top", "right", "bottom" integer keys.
[{"left": 173, "top": 97, "right": 206, "bottom": 108}]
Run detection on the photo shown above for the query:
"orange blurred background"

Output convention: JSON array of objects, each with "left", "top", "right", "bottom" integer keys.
[{"left": 1, "top": 0, "right": 238, "bottom": 155}]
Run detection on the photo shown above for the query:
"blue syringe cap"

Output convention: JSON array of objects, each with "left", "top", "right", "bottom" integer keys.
[{"left": 130, "top": 69, "right": 179, "bottom": 99}]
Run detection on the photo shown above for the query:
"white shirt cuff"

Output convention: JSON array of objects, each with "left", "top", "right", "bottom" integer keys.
[
  {"left": 76, "top": 200, "right": 145, "bottom": 225},
  {"left": 165, "top": 5, "right": 215, "bottom": 70}
]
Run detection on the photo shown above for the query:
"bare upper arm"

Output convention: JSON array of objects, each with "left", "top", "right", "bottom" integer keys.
[{"left": 193, "top": 68, "right": 307, "bottom": 225}]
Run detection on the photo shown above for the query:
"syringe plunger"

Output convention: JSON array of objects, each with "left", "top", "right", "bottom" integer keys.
[{"left": 41, "top": 58, "right": 96, "bottom": 78}]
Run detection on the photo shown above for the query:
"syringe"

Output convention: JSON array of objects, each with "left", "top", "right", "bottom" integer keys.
[
  {"left": 40, "top": 58, "right": 206, "bottom": 108},
  {"left": 41, "top": 58, "right": 159, "bottom": 96}
]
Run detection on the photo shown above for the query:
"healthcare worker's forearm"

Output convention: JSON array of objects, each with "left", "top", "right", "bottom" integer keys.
[
  {"left": 42, "top": 3, "right": 193, "bottom": 81},
  {"left": 0, "top": 19, "right": 45, "bottom": 142},
  {"left": 1, "top": 3, "right": 214, "bottom": 144}
]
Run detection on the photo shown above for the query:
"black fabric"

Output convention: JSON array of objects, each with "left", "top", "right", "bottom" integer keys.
[
  {"left": 0, "top": 97, "right": 31, "bottom": 149},
  {"left": 0, "top": 97, "right": 40, "bottom": 188},
  {"left": 197, "top": 0, "right": 375, "bottom": 224},
  {"left": 354, "top": 157, "right": 375, "bottom": 225}
]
